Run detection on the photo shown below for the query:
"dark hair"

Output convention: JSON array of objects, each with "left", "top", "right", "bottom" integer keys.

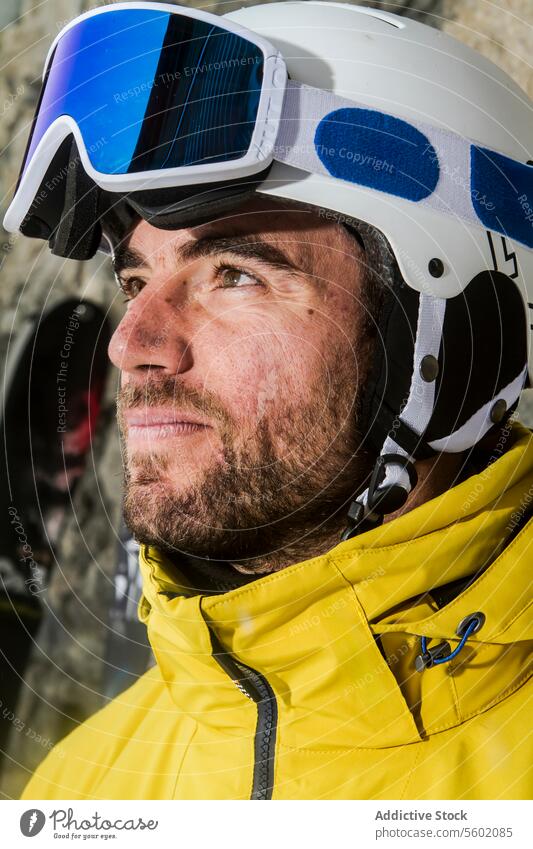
[{"left": 100, "top": 202, "right": 140, "bottom": 253}]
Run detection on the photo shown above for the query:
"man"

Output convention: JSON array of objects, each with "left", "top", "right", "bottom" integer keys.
[
  {"left": 110, "top": 195, "right": 460, "bottom": 573},
  {"left": 4, "top": 2, "right": 532, "bottom": 799}
]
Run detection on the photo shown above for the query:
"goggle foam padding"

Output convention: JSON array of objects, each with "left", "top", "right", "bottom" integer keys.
[
  {"left": 48, "top": 138, "right": 102, "bottom": 260},
  {"left": 124, "top": 164, "right": 273, "bottom": 231}
]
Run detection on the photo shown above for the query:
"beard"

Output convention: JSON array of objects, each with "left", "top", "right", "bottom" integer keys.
[{"left": 118, "top": 361, "right": 372, "bottom": 567}]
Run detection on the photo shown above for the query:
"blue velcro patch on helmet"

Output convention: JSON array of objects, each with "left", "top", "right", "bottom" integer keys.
[
  {"left": 314, "top": 108, "right": 439, "bottom": 201},
  {"left": 471, "top": 147, "right": 533, "bottom": 249}
]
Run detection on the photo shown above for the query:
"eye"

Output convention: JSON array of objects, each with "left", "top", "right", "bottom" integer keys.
[
  {"left": 117, "top": 276, "right": 145, "bottom": 302},
  {"left": 216, "top": 265, "right": 265, "bottom": 290}
]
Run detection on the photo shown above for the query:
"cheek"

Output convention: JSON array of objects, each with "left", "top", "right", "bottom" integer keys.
[{"left": 196, "top": 314, "right": 329, "bottom": 425}]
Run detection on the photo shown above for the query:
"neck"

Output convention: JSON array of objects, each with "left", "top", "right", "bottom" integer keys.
[
  {"left": 229, "top": 451, "right": 468, "bottom": 576},
  {"left": 384, "top": 450, "right": 468, "bottom": 524},
  {"left": 228, "top": 513, "right": 349, "bottom": 576}
]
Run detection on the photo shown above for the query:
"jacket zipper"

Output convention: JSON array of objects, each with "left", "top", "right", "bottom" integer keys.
[{"left": 210, "top": 631, "right": 278, "bottom": 800}]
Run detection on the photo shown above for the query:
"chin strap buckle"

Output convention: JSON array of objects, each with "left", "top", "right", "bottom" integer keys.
[{"left": 341, "top": 453, "right": 418, "bottom": 541}]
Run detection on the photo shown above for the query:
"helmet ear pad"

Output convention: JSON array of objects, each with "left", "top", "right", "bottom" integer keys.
[
  {"left": 426, "top": 270, "right": 527, "bottom": 444},
  {"left": 361, "top": 266, "right": 528, "bottom": 459}
]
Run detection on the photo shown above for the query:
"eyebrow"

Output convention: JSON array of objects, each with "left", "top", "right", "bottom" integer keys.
[
  {"left": 112, "top": 246, "right": 146, "bottom": 277},
  {"left": 112, "top": 234, "right": 302, "bottom": 278}
]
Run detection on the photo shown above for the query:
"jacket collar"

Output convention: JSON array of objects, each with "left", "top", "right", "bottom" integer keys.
[{"left": 138, "top": 423, "right": 533, "bottom": 748}]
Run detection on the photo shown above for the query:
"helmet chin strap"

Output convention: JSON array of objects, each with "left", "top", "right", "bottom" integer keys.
[
  {"left": 341, "top": 448, "right": 418, "bottom": 540},
  {"left": 342, "top": 290, "right": 446, "bottom": 539}
]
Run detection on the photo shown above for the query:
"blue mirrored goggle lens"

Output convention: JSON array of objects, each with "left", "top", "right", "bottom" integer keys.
[{"left": 22, "top": 8, "right": 263, "bottom": 176}]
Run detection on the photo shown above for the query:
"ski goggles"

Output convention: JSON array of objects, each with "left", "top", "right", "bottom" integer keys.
[
  {"left": 4, "top": 2, "right": 286, "bottom": 232},
  {"left": 4, "top": 1, "right": 533, "bottom": 250}
]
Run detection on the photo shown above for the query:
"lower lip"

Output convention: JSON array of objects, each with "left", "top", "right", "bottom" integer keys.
[{"left": 127, "top": 422, "right": 209, "bottom": 440}]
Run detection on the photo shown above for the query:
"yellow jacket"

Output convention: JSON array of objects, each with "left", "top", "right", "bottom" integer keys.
[{"left": 22, "top": 424, "right": 533, "bottom": 799}]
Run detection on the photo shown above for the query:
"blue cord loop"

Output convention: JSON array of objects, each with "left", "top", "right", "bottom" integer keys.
[{"left": 415, "top": 612, "right": 486, "bottom": 672}]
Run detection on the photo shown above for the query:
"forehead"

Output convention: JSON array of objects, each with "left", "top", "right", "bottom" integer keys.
[{"left": 126, "top": 198, "right": 351, "bottom": 270}]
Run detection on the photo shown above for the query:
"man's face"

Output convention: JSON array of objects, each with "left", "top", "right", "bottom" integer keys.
[{"left": 107, "top": 198, "right": 373, "bottom": 565}]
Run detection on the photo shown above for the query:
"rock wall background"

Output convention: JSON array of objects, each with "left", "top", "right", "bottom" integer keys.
[{"left": 0, "top": 0, "right": 531, "bottom": 798}]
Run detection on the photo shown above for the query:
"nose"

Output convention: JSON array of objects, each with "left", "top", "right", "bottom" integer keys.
[{"left": 108, "top": 284, "right": 194, "bottom": 377}]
